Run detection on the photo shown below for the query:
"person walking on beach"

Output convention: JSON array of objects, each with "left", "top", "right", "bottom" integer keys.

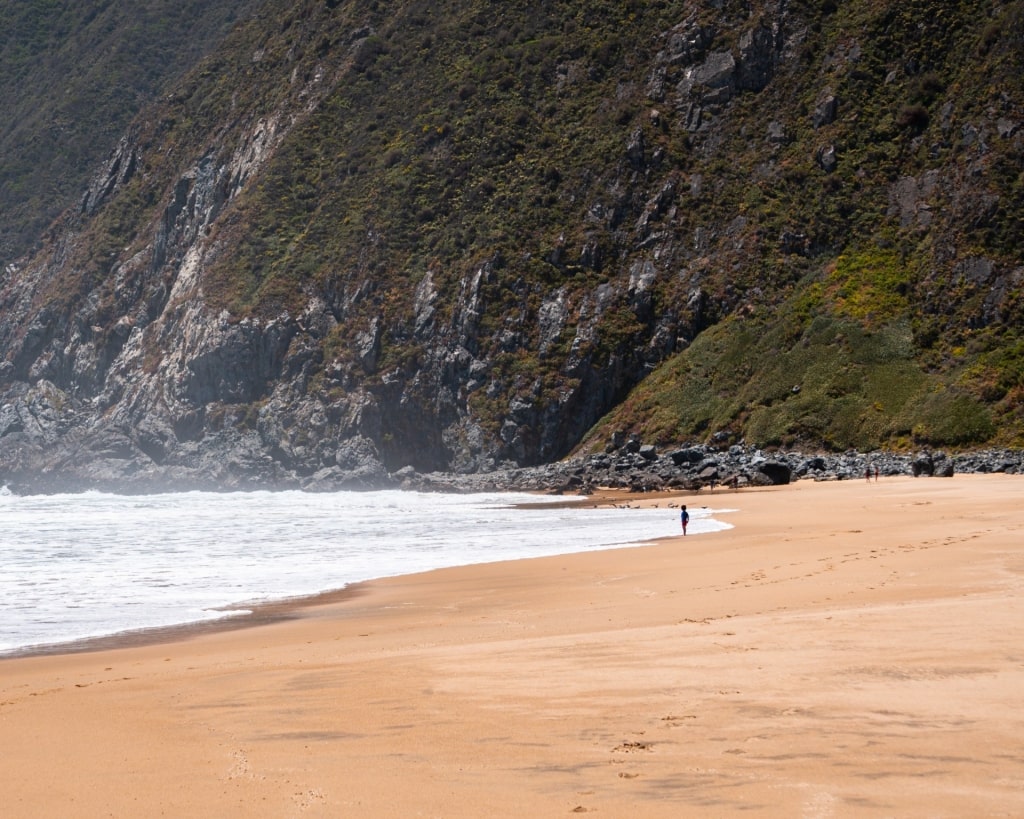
[{"left": 681, "top": 505, "right": 689, "bottom": 535}]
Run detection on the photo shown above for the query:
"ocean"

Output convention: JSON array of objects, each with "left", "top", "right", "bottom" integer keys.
[{"left": 0, "top": 488, "right": 732, "bottom": 655}]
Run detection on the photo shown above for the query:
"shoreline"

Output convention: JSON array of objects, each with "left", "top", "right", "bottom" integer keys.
[
  {"left": 1, "top": 485, "right": 746, "bottom": 660},
  {"left": 3, "top": 474, "right": 1022, "bottom": 817},
  {"left": 0, "top": 485, "right": 748, "bottom": 661},
  {"left": 0, "top": 584, "right": 370, "bottom": 661}
]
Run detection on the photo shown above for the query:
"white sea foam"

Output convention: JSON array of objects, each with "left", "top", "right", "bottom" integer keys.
[{"left": 0, "top": 489, "right": 732, "bottom": 654}]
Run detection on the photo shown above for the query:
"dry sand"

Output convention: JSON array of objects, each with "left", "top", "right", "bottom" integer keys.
[{"left": 2, "top": 474, "right": 1023, "bottom": 817}]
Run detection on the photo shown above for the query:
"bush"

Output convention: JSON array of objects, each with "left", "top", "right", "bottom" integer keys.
[
  {"left": 908, "top": 71, "right": 945, "bottom": 105},
  {"left": 896, "top": 103, "right": 929, "bottom": 132}
]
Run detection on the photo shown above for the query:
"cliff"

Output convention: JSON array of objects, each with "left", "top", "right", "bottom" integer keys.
[{"left": 1, "top": 0, "right": 1022, "bottom": 492}]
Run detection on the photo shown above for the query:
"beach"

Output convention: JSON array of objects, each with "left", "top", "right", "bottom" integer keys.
[{"left": 2, "top": 474, "right": 1023, "bottom": 817}]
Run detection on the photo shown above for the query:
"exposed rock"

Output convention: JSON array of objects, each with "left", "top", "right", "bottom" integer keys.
[
  {"left": 953, "top": 257, "right": 995, "bottom": 288},
  {"left": 626, "top": 126, "right": 646, "bottom": 168},
  {"left": 698, "top": 464, "right": 720, "bottom": 481},
  {"left": 911, "top": 451, "right": 935, "bottom": 477},
  {"left": 813, "top": 93, "right": 838, "bottom": 128},
  {"left": 888, "top": 171, "right": 940, "bottom": 228},
  {"left": 678, "top": 50, "right": 737, "bottom": 106},
  {"left": 537, "top": 289, "right": 568, "bottom": 355},
  {"left": 756, "top": 461, "right": 792, "bottom": 485},
  {"left": 354, "top": 318, "right": 382, "bottom": 373},
  {"left": 661, "top": 21, "right": 714, "bottom": 68},
  {"left": 997, "top": 118, "right": 1019, "bottom": 139},
  {"left": 766, "top": 121, "right": 788, "bottom": 144},
  {"left": 737, "top": 24, "right": 776, "bottom": 92},
  {"left": 816, "top": 144, "right": 837, "bottom": 173},
  {"left": 81, "top": 135, "right": 139, "bottom": 216},
  {"left": 683, "top": 101, "right": 703, "bottom": 132}
]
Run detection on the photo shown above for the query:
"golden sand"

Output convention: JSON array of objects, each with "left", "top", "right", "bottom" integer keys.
[{"left": 2, "top": 474, "right": 1022, "bottom": 817}]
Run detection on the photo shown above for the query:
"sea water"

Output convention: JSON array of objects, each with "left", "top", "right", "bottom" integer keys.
[{"left": 0, "top": 488, "right": 731, "bottom": 655}]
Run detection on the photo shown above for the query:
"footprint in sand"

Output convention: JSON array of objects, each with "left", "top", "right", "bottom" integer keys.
[{"left": 613, "top": 740, "right": 653, "bottom": 753}]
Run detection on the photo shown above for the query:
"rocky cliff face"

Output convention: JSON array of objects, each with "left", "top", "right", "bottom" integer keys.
[{"left": 1, "top": 0, "right": 1022, "bottom": 492}]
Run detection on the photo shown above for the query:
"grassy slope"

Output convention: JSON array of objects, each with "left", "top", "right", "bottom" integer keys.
[
  {"left": 581, "top": 0, "right": 1024, "bottom": 453},
  {"left": 0, "top": 0, "right": 261, "bottom": 263}
]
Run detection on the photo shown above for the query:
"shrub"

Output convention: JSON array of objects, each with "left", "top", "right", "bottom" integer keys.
[
  {"left": 908, "top": 71, "right": 945, "bottom": 105},
  {"left": 896, "top": 103, "right": 929, "bottom": 132}
]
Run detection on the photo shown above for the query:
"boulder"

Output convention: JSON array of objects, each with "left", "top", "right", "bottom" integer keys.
[
  {"left": 911, "top": 451, "right": 935, "bottom": 477},
  {"left": 816, "top": 144, "right": 838, "bottom": 172},
  {"left": 669, "top": 447, "right": 704, "bottom": 465},
  {"left": 813, "top": 93, "right": 838, "bottom": 128},
  {"left": 699, "top": 465, "right": 720, "bottom": 481},
  {"left": 756, "top": 461, "right": 792, "bottom": 485}
]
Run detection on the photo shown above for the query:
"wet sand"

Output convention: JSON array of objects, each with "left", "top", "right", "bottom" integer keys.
[{"left": 2, "top": 474, "right": 1023, "bottom": 817}]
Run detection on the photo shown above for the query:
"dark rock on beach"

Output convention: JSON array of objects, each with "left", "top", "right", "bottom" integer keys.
[{"left": 389, "top": 441, "right": 1022, "bottom": 497}]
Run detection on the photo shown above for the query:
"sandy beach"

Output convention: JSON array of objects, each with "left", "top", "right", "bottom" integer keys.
[{"left": 2, "top": 474, "right": 1023, "bottom": 817}]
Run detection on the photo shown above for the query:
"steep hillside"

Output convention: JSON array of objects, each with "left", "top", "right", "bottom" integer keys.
[
  {"left": 582, "top": 0, "right": 1024, "bottom": 455},
  {"left": 0, "top": 0, "right": 1021, "bottom": 492},
  {"left": 0, "top": 0, "right": 263, "bottom": 264}
]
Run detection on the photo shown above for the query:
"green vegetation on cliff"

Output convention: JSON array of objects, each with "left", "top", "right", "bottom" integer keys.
[{"left": 0, "top": 0, "right": 264, "bottom": 264}]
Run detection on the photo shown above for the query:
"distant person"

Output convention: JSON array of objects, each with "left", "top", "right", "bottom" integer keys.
[
  {"left": 681, "top": 505, "right": 689, "bottom": 535},
  {"left": 866, "top": 465, "right": 872, "bottom": 482},
  {"left": 874, "top": 465, "right": 880, "bottom": 481}
]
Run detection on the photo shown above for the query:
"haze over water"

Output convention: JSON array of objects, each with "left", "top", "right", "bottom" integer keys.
[{"left": 0, "top": 488, "right": 731, "bottom": 655}]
